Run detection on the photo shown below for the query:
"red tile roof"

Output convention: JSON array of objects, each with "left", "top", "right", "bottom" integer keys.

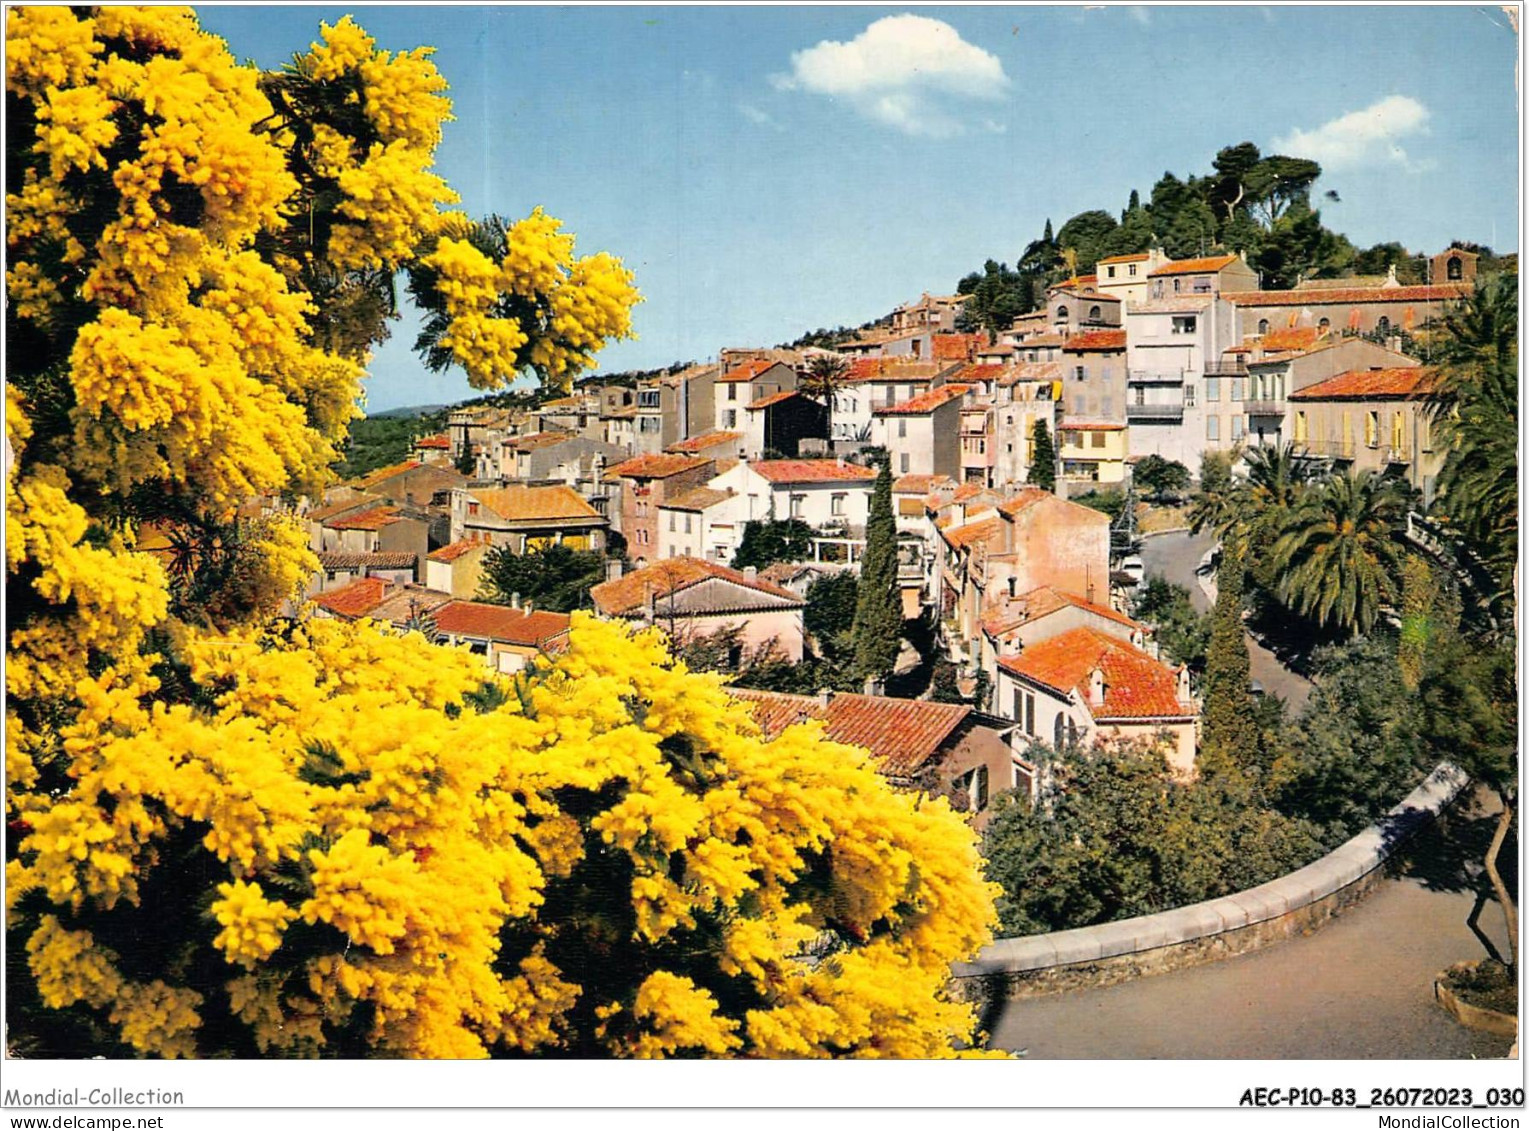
[
  {"left": 427, "top": 538, "right": 488, "bottom": 564},
  {"left": 747, "top": 390, "right": 803, "bottom": 410},
  {"left": 312, "top": 577, "right": 391, "bottom": 618},
  {"left": 749, "top": 459, "right": 876, "bottom": 485},
  {"left": 717, "top": 359, "right": 778, "bottom": 383},
  {"left": 307, "top": 494, "right": 385, "bottom": 523},
  {"left": 943, "top": 515, "right": 1002, "bottom": 550},
  {"left": 997, "top": 487, "right": 1058, "bottom": 516},
  {"left": 433, "top": 601, "right": 571, "bottom": 646},
  {"left": 667, "top": 431, "right": 742, "bottom": 454},
  {"left": 1289, "top": 367, "right": 1438, "bottom": 400},
  {"left": 873, "top": 384, "right": 970, "bottom": 416},
  {"left": 998, "top": 361, "right": 1063, "bottom": 386},
  {"left": 1097, "top": 252, "right": 1151, "bottom": 264},
  {"left": 893, "top": 473, "right": 956, "bottom": 495},
  {"left": 999, "top": 627, "right": 1192, "bottom": 720},
  {"left": 982, "top": 585, "right": 1141, "bottom": 639},
  {"left": 604, "top": 453, "right": 710, "bottom": 480},
  {"left": 471, "top": 485, "right": 603, "bottom": 522},
  {"left": 317, "top": 551, "right": 418, "bottom": 571},
  {"left": 1060, "top": 421, "right": 1127, "bottom": 432},
  {"left": 413, "top": 435, "right": 450, "bottom": 450},
  {"left": 1063, "top": 330, "right": 1128, "bottom": 353},
  {"left": 950, "top": 482, "right": 989, "bottom": 503},
  {"left": 356, "top": 460, "right": 424, "bottom": 488},
  {"left": 1222, "top": 284, "right": 1471, "bottom": 307},
  {"left": 1254, "top": 326, "right": 1331, "bottom": 352},
  {"left": 662, "top": 486, "right": 734, "bottom": 512},
  {"left": 1016, "top": 333, "right": 1066, "bottom": 348},
  {"left": 590, "top": 557, "right": 802, "bottom": 616},
  {"left": 953, "top": 363, "right": 1008, "bottom": 384},
  {"left": 1148, "top": 254, "right": 1240, "bottom": 278},
  {"left": 728, "top": 689, "right": 970, "bottom": 775},
  {"left": 932, "top": 333, "right": 985, "bottom": 361},
  {"left": 510, "top": 431, "right": 576, "bottom": 452},
  {"left": 327, "top": 505, "right": 404, "bottom": 531}
]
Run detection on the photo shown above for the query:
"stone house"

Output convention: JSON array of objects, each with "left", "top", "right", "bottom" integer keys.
[
  {"left": 870, "top": 383, "right": 970, "bottom": 479},
  {"left": 602, "top": 453, "right": 718, "bottom": 566}
]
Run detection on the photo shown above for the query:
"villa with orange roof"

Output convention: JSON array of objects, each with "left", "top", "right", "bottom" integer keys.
[
  {"left": 870, "top": 383, "right": 971, "bottom": 479},
  {"left": 742, "top": 388, "right": 828, "bottom": 460},
  {"left": 1061, "top": 328, "right": 1128, "bottom": 426},
  {"left": 1094, "top": 248, "right": 1168, "bottom": 305},
  {"left": 448, "top": 483, "right": 609, "bottom": 554},
  {"left": 590, "top": 557, "right": 806, "bottom": 662},
  {"left": 602, "top": 453, "right": 718, "bottom": 566},
  {"left": 1237, "top": 333, "right": 1418, "bottom": 451},
  {"left": 707, "top": 458, "right": 878, "bottom": 545},
  {"left": 1289, "top": 367, "right": 1444, "bottom": 495},
  {"left": 425, "top": 536, "right": 493, "bottom": 597},
  {"left": 995, "top": 625, "right": 1199, "bottom": 778},
  {"left": 1146, "top": 252, "right": 1258, "bottom": 301}
]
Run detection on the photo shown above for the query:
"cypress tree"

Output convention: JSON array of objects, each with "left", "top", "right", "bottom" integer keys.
[
  {"left": 850, "top": 457, "right": 903, "bottom": 686},
  {"left": 1199, "top": 539, "right": 1259, "bottom": 777},
  {"left": 1028, "top": 419, "right": 1057, "bottom": 492}
]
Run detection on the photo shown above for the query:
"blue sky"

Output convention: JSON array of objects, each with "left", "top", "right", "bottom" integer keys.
[{"left": 197, "top": 4, "right": 1521, "bottom": 412}]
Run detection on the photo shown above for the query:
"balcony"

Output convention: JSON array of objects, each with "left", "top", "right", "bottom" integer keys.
[
  {"left": 1128, "top": 369, "right": 1187, "bottom": 385},
  {"left": 1126, "top": 401, "right": 1185, "bottom": 420},
  {"left": 1384, "top": 446, "right": 1412, "bottom": 464},
  {"left": 1203, "top": 360, "right": 1248, "bottom": 377},
  {"left": 1293, "top": 440, "right": 1356, "bottom": 460},
  {"left": 1243, "top": 399, "right": 1284, "bottom": 416}
]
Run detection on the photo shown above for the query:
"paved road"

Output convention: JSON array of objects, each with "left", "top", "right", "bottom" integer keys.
[
  {"left": 986, "top": 793, "right": 1515, "bottom": 1059},
  {"left": 1139, "top": 530, "right": 1313, "bottom": 711}
]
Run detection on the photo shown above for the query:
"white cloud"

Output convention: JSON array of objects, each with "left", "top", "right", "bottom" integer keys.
[
  {"left": 1273, "top": 95, "right": 1433, "bottom": 172},
  {"left": 771, "top": 14, "right": 1009, "bottom": 138},
  {"left": 737, "top": 102, "right": 783, "bottom": 131}
]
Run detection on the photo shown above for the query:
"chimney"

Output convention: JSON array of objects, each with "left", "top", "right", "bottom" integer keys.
[
  {"left": 606, "top": 558, "right": 624, "bottom": 582},
  {"left": 863, "top": 675, "right": 885, "bottom": 697},
  {"left": 524, "top": 599, "right": 533, "bottom": 615},
  {"left": 817, "top": 688, "right": 834, "bottom": 708},
  {"left": 510, "top": 591, "right": 521, "bottom": 610},
  {"left": 1088, "top": 667, "right": 1106, "bottom": 708},
  {"left": 743, "top": 566, "right": 757, "bottom": 583}
]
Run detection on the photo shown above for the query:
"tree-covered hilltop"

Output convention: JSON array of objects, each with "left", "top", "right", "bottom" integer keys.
[{"left": 954, "top": 141, "right": 1516, "bottom": 332}]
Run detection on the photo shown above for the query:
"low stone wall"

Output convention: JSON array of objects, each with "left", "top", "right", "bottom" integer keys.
[{"left": 955, "top": 763, "right": 1468, "bottom": 1000}]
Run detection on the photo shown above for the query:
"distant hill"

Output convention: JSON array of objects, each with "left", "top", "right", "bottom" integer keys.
[{"left": 367, "top": 404, "right": 449, "bottom": 420}]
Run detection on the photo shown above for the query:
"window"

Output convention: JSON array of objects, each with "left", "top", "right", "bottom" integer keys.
[
  {"left": 1173, "top": 277, "right": 1182, "bottom": 294},
  {"left": 1232, "top": 415, "right": 1245, "bottom": 441},
  {"left": 1318, "top": 317, "right": 1330, "bottom": 331},
  {"left": 1106, "top": 265, "right": 1117, "bottom": 278},
  {"left": 789, "top": 493, "right": 805, "bottom": 518},
  {"left": 1257, "top": 318, "right": 1270, "bottom": 335},
  {"left": 668, "top": 513, "right": 676, "bottom": 532},
  {"left": 1024, "top": 692, "right": 1036, "bottom": 736},
  {"left": 831, "top": 493, "right": 846, "bottom": 516},
  {"left": 1088, "top": 305, "right": 1102, "bottom": 321},
  {"left": 1091, "top": 432, "right": 1107, "bottom": 449},
  {"left": 727, "top": 384, "right": 736, "bottom": 401},
  {"left": 1392, "top": 411, "right": 1404, "bottom": 451},
  {"left": 1128, "top": 264, "right": 1137, "bottom": 277},
  {"left": 899, "top": 452, "right": 910, "bottom": 473},
  {"left": 1420, "top": 413, "right": 1432, "bottom": 452},
  {"left": 970, "top": 765, "right": 989, "bottom": 812},
  {"left": 1206, "top": 415, "right": 1220, "bottom": 441},
  {"left": 1184, "top": 384, "right": 1196, "bottom": 407},
  {"left": 1192, "top": 277, "right": 1213, "bottom": 294},
  {"left": 1377, "top": 316, "right": 1391, "bottom": 334},
  {"left": 1205, "top": 377, "right": 1221, "bottom": 402},
  {"left": 1341, "top": 411, "right": 1352, "bottom": 454},
  {"left": 637, "top": 389, "right": 660, "bottom": 407},
  {"left": 1294, "top": 410, "right": 1307, "bottom": 443},
  {"left": 724, "top": 409, "right": 736, "bottom": 429},
  {"left": 1172, "top": 315, "right": 1197, "bottom": 335},
  {"left": 1074, "top": 365, "right": 1086, "bottom": 381},
  {"left": 684, "top": 514, "right": 692, "bottom": 534},
  {"left": 1230, "top": 378, "right": 1244, "bottom": 402},
  {"left": 1365, "top": 410, "right": 1379, "bottom": 447},
  {"left": 467, "top": 502, "right": 480, "bottom": 517},
  {"left": 1447, "top": 255, "right": 1463, "bottom": 281},
  {"left": 1056, "top": 306, "right": 1069, "bottom": 322},
  {"left": 1053, "top": 713, "right": 1064, "bottom": 749}
]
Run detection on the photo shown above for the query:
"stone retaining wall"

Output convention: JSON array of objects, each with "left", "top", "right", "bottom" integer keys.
[{"left": 955, "top": 763, "right": 1468, "bottom": 1000}]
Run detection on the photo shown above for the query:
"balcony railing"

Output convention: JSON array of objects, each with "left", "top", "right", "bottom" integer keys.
[
  {"left": 1128, "top": 369, "right": 1187, "bottom": 384},
  {"left": 1243, "top": 399, "right": 1284, "bottom": 416},
  {"left": 1293, "top": 440, "right": 1356, "bottom": 460},
  {"left": 1203, "top": 360, "right": 1248, "bottom": 376},
  {"left": 1384, "top": 446, "right": 1412, "bottom": 464},
  {"left": 1126, "top": 401, "right": 1185, "bottom": 420}
]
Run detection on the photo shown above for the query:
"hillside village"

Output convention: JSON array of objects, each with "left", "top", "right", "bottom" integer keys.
[{"left": 268, "top": 243, "right": 1486, "bottom": 825}]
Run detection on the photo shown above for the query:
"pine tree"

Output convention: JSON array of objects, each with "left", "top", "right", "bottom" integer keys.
[
  {"left": 1028, "top": 419, "right": 1057, "bottom": 492},
  {"left": 1199, "top": 539, "right": 1260, "bottom": 777},
  {"left": 850, "top": 457, "right": 903, "bottom": 686}
]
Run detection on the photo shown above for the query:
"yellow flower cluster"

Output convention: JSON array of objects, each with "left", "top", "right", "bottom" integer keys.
[
  {"left": 328, "top": 141, "right": 458, "bottom": 271},
  {"left": 211, "top": 880, "right": 298, "bottom": 968}
]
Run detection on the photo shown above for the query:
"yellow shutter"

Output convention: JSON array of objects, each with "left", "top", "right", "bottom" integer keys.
[
  {"left": 1392, "top": 411, "right": 1404, "bottom": 452},
  {"left": 1294, "top": 410, "right": 1307, "bottom": 444}
]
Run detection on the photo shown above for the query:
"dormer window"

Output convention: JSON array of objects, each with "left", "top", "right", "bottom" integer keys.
[
  {"left": 1088, "top": 305, "right": 1102, "bottom": 321},
  {"left": 1056, "top": 306, "right": 1070, "bottom": 322}
]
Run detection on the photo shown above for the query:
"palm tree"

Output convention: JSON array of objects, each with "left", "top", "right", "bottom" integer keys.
[
  {"left": 1271, "top": 470, "right": 1409, "bottom": 636},
  {"left": 799, "top": 351, "right": 850, "bottom": 446},
  {"left": 1242, "top": 442, "right": 1313, "bottom": 513}
]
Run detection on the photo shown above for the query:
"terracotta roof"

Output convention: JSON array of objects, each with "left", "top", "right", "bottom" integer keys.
[
  {"left": 537, "top": 395, "right": 585, "bottom": 409},
  {"left": 1222, "top": 284, "right": 1470, "bottom": 307},
  {"left": 1097, "top": 252, "right": 1151, "bottom": 264},
  {"left": 728, "top": 688, "right": 970, "bottom": 776},
  {"left": 977, "top": 342, "right": 1018, "bottom": 356},
  {"left": 1063, "top": 330, "right": 1128, "bottom": 353},
  {"left": 893, "top": 474, "right": 956, "bottom": 495},
  {"left": 328, "top": 505, "right": 404, "bottom": 531},
  {"left": 999, "top": 361, "right": 1064, "bottom": 386},
  {"left": 953, "top": 363, "right": 1008, "bottom": 384},
  {"left": 749, "top": 459, "right": 876, "bottom": 485},
  {"left": 932, "top": 333, "right": 984, "bottom": 361},
  {"left": 433, "top": 600, "right": 571, "bottom": 646},
  {"left": 983, "top": 585, "right": 1141, "bottom": 639},
  {"left": 427, "top": 538, "right": 488, "bottom": 564},
  {"left": 605, "top": 453, "right": 710, "bottom": 480},
  {"left": 943, "top": 515, "right": 1002, "bottom": 550},
  {"left": 413, "top": 435, "right": 450, "bottom": 450},
  {"left": 747, "top": 390, "right": 803, "bottom": 410},
  {"left": 356, "top": 460, "right": 424, "bottom": 488},
  {"left": 316, "top": 551, "right": 418, "bottom": 571},
  {"left": 667, "top": 431, "right": 742, "bottom": 454},
  {"left": 874, "top": 384, "right": 970, "bottom": 416},
  {"left": 1148, "top": 254, "right": 1240, "bottom": 278},
  {"left": 950, "top": 482, "right": 990, "bottom": 504},
  {"left": 307, "top": 494, "right": 384, "bottom": 523},
  {"left": 1290, "top": 367, "right": 1438, "bottom": 401},
  {"left": 1254, "top": 326, "right": 1331, "bottom": 353},
  {"left": 1016, "top": 332, "right": 1066, "bottom": 348},
  {"left": 997, "top": 487, "right": 1060, "bottom": 517},
  {"left": 510, "top": 431, "right": 576, "bottom": 452},
  {"left": 999, "top": 626, "right": 1192, "bottom": 720},
  {"left": 590, "top": 557, "right": 802, "bottom": 616},
  {"left": 470, "top": 485, "right": 603, "bottom": 523},
  {"left": 662, "top": 487, "right": 735, "bottom": 512},
  {"left": 1060, "top": 421, "right": 1127, "bottom": 432},
  {"left": 717, "top": 359, "right": 778, "bottom": 383},
  {"left": 366, "top": 586, "right": 454, "bottom": 626},
  {"left": 312, "top": 577, "right": 390, "bottom": 618}
]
